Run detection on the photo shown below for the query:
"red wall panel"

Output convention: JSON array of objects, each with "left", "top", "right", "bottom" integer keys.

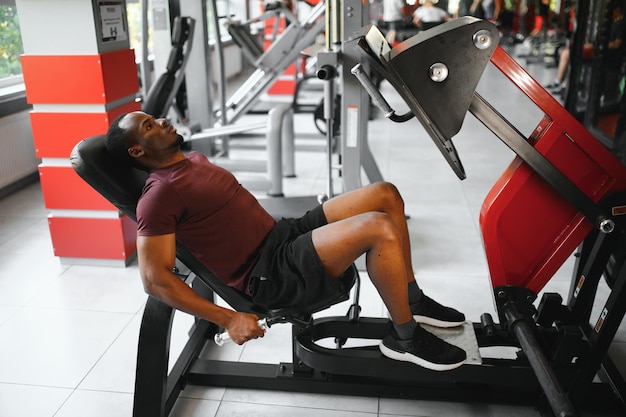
[
  {"left": 101, "top": 49, "right": 141, "bottom": 103},
  {"left": 39, "top": 166, "right": 115, "bottom": 210},
  {"left": 48, "top": 215, "right": 136, "bottom": 260},
  {"left": 31, "top": 101, "right": 140, "bottom": 158},
  {"left": 21, "top": 49, "right": 138, "bottom": 104}
]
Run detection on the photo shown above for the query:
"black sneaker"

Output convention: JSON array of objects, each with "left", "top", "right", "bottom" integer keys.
[
  {"left": 411, "top": 294, "right": 465, "bottom": 328},
  {"left": 380, "top": 326, "right": 466, "bottom": 371}
]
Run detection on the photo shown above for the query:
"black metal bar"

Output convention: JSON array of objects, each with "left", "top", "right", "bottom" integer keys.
[
  {"left": 567, "top": 231, "right": 615, "bottom": 324},
  {"left": 567, "top": 236, "right": 595, "bottom": 306},
  {"left": 571, "top": 257, "right": 626, "bottom": 406},
  {"left": 187, "top": 357, "right": 621, "bottom": 411},
  {"left": 291, "top": 321, "right": 315, "bottom": 376},
  {"left": 164, "top": 320, "right": 213, "bottom": 413},
  {"left": 504, "top": 304, "right": 579, "bottom": 417},
  {"left": 133, "top": 297, "right": 175, "bottom": 417},
  {"left": 469, "top": 92, "right": 610, "bottom": 230},
  {"left": 599, "top": 354, "right": 626, "bottom": 408},
  {"left": 133, "top": 290, "right": 214, "bottom": 417},
  {"left": 187, "top": 358, "right": 544, "bottom": 404}
]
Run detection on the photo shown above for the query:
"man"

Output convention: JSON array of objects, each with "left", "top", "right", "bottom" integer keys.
[{"left": 105, "top": 111, "right": 467, "bottom": 371}]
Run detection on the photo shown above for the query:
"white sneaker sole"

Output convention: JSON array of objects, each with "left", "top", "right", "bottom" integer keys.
[
  {"left": 386, "top": 311, "right": 465, "bottom": 328},
  {"left": 413, "top": 314, "right": 465, "bottom": 328},
  {"left": 379, "top": 342, "right": 466, "bottom": 371}
]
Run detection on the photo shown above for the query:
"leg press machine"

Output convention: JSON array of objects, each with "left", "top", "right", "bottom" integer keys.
[{"left": 70, "top": 17, "right": 626, "bottom": 417}]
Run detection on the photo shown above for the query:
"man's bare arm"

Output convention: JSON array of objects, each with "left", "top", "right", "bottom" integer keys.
[{"left": 136, "top": 234, "right": 265, "bottom": 344}]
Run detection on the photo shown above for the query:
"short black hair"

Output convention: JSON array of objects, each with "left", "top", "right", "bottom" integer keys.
[{"left": 105, "top": 113, "right": 148, "bottom": 170}]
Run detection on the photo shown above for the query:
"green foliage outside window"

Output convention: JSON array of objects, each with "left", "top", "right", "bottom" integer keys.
[{"left": 0, "top": 5, "right": 23, "bottom": 78}]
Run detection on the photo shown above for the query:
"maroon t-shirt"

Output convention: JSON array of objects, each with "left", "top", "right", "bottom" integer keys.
[{"left": 136, "top": 152, "right": 276, "bottom": 292}]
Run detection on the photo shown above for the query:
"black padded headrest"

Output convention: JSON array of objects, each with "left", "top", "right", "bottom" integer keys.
[{"left": 70, "top": 135, "right": 147, "bottom": 222}]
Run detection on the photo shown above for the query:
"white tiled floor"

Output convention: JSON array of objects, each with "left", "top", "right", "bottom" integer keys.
[{"left": 0, "top": 47, "right": 625, "bottom": 416}]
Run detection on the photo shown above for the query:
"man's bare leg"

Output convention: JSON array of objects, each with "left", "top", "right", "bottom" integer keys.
[
  {"left": 321, "top": 182, "right": 416, "bottom": 285},
  {"left": 320, "top": 182, "right": 465, "bottom": 328},
  {"left": 310, "top": 186, "right": 466, "bottom": 370},
  {"left": 311, "top": 209, "right": 412, "bottom": 325}
]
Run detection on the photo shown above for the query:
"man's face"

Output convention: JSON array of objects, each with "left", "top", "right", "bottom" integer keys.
[{"left": 120, "top": 111, "right": 184, "bottom": 159}]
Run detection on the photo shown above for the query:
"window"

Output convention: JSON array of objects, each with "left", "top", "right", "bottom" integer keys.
[
  {"left": 126, "top": 0, "right": 148, "bottom": 58},
  {"left": 0, "top": 0, "right": 24, "bottom": 88}
]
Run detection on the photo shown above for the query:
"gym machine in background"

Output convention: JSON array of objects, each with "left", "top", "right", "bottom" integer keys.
[
  {"left": 140, "top": 0, "right": 387, "bottom": 198},
  {"left": 564, "top": 0, "right": 626, "bottom": 165},
  {"left": 138, "top": 0, "right": 314, "bottom": 197}
]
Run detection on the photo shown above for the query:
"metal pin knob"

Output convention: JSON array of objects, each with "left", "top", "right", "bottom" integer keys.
[
  {"left": 429, "top": 63, "right": 448, "bottom": 82},
  {"left": 473, "top": 30, "right": 493, "bottom": 50},
  {"left": 600, "top": 219, "right": 615, "bottom": 233}
]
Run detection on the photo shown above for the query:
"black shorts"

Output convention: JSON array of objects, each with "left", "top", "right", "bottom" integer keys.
[{"left": 249, "top": 204, "right": 347, "bottom": 310}]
